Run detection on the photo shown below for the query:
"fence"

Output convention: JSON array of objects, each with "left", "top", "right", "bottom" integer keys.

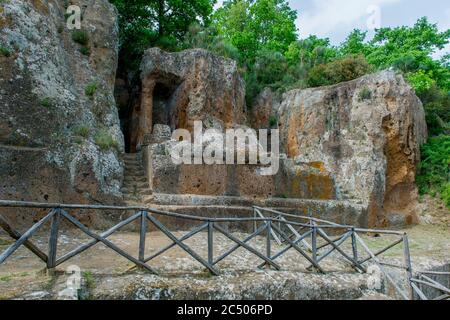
[{"left": 0, "top": 200, "right": 448, "bottom": 300}]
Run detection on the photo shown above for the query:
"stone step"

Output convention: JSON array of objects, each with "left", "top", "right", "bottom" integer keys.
[
  {"left": 123, "top": 153, "right": 139, "bottom": 159},
  {"left": 122, "top": 187, "right": 152, "bottom": 195},
  {"left": 123, "top": 160, "right": 141, "bottom": 167},
  {"left": 122, "top": 183, "right": 150, "bottom": 190},
  {"left": 123, "top": 176, "right": 148, "bottom": 183},
  {"left": 123, "top": 183, "right": 148, "bottom": 190},
  {"left": 124, "top": 168, "right": 145, "bottom": 175}
]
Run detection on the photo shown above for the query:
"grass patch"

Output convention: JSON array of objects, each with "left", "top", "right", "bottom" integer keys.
[
  {"left": 79, "top": 46, "right": 90, "bottom": 56},
  {"left": 0, "top": 275, "right": 12, "bottom": 282},
  {"left": 269, "top": 115, "right": 277, "bottom": 127},
  {"left": 71, "top": 30, "right": 89, "bottom": 46},
  {"left": 40, "top": 97, "right": 53, "bottom": 108},
  {"left": 78, "top": 271, "right": 95, "bottom": 300},
  {"left": 358, "top": 86, "right": 372, "bottom": 101},
  {"left": 94, "top": 129, "right": 119, "bottom": 151},
  {"left": 73, "top": 125, "right": 90, "bottom": 138},
  {"left": 0, "top": 45, "right": 11, "bottom": 57},
  {"left": 82, "top": 271, "right": 94, "bottom": 288},
  {"left": 85, "top": 82, "right": 98, "bottom": 98}
]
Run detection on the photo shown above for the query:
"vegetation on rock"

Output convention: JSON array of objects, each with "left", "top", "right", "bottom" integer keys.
[
  {"left": 0, "top": 45, "right": 10, "bottom": 57},
  {"left": 94, "top": 129, "right": 119, "bottom": 152},
  {"left": 85, "top": 82, "right": 98, "bottom": 98},
  {"left": 72, "top": 30, "right": 89, "bottom": 46}
]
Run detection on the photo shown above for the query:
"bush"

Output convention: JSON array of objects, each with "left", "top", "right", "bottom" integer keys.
[
  {"left": 94, "top": 129, "right": 119, "bottom": 151},
  {"left": 306, "top": 55, "right": 373, "bottom": 88},
  {"left": 72, "top": 30, "right": 89, "bottom": 46},
  {"left": 416, "top": 135, "right": 450, "bottom": 208}
]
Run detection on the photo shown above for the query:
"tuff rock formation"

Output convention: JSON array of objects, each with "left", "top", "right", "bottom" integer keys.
[
  {"left": 0, "top": 0, "right": 123, "bottom": 213},
  {"left": 277, "top": 71, "right": 428, "bottom": 227},
  {"left": 0, "top": 3, "right": 428, "bottom": 233},
  {"left": 130, "top": 48, "right": 246, "bottom": 151}
]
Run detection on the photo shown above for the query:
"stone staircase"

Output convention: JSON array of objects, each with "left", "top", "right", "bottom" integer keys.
[{"left": 122, "top": 153, "right": 152, "bottom": 203}]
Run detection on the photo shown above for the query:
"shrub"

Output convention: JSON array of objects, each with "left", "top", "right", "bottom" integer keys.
[
  {"left": 358, "top": 86, "right": 372, "bottom": 101},
  {"left": 269, "top": 116, "right": 277, "bottom": 127},
  {"left": 79, "top": 46, "right": 90, "bottom": 56},
  {"left": 0, "top": 45, "right": 11, "bottom": 57},
  {"left": 72, "top": 30, "right": 89, "bottom": 46},
  {"left": 416, "top": 135, "right": 450, "bottom": 208},
  {"left": 85, "top": 82, "right": 98, "bottom": 97},
  {"left": 441, "top": 183, "right": 450, "bottom": 208},
  {"left": 307, "top": 55, "right": 373, "bottom": 88},
  {"left": 40, "top": 97, "right": 53, "bottom": 108},
  {"left": 94, "top": 129, "right": 119, "bottom": 151}
]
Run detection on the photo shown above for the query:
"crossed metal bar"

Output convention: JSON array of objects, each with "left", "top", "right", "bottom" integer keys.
[{"left": 0, "top": 200, "right": 448, "bottom": 300}]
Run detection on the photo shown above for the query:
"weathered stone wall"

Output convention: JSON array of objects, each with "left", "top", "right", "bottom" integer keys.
[
  {"left": 132, "top": 48, "right": 247, "bottom": 151},
  {"left": 147, "top": 158, "right": 336, "bottom": 200},
  {"left": 278, "top": 71, "right": 427, "bottom": 227},
  {"left": 0, "top": 0, "right": 123, "bottom": 214}
]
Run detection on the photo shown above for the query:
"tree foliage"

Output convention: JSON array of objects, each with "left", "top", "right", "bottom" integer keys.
[
  {"left": 416, "top": 135, "right": 450, "bottom": 208},
  {"left": 213, "top": 0, "right": 298, "bottom": 65},
  {"left": 110, "top": 0, "right": 215, "bottom": 71},
  {"left": 306, "top": 55, "right": 373, "bottom": 88}
]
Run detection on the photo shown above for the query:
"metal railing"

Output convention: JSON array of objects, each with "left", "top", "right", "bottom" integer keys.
[
  {"left": 0, "top": 200, "right": 448, "bottom": 300},
  {"left": 410, "top": 270, "right": 450, "bottom": 300}
]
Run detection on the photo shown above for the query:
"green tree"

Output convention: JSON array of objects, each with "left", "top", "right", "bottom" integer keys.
[
  {"left": 110, "top": 0, "right": 216, "bottom": 70},
  {"left": 336, "top": 18, "right": 449, "bottom": 137},
  {"left": 339, "top": 29, "right": 372, "bottom": 57},
  {"left": 213, "top": 0, "right": 298, "bottom": 65},
  {"left": 416, "top": 135, "right": 450, "bottom": 208},
  {"left": 182, "top": 23, "right": 241, "bottom": 61},
  {"left": 286, "top": 36, "right": 337, "bottom": 67}
]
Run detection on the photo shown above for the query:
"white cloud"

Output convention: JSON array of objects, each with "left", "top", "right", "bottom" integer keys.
[{"left": 297, "top": 0, "right": 403, "bottom": 40}]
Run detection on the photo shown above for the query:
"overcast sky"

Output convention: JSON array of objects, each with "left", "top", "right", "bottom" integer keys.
[{"left": 214, "top": 0, "right": 450, "bottom": 57}]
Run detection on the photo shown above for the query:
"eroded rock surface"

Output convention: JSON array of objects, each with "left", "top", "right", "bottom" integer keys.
[
  {"left": 0, "top": 0, "right": 123, "bottom": 215},
  {"left": 278, "top": 71, "right": 427, "bottom": 227},
  {"left": 131, "top": 48, "right": 246, "bottom": 151}
]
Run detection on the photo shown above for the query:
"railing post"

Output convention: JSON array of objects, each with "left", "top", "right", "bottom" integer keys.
[
  {"left": 266, "top": 220, "right": 272, "bottom": 261},
  {"left": 139, "top": 211, "right": 148, "bottom": 262},
  {"left": 253, "top": 208, "right": 257, "bottom": 233},
  {"left": 47, "top": 208, "right": 61, "bottom": 271},
  {"left": 278, "top": 215, "right": 281, "bottom": 236},
  {"left": 351, "top": 228, "right": 358, "bottom": 262},
  {"left": 311, "top": 226, "right": 317, "bottom": 266},
  {"left": 208, "top": 221, "right": 214, "bottom": 267},
  {"left": 403, "top": 233, "right": 414, "bottom": 300}
]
